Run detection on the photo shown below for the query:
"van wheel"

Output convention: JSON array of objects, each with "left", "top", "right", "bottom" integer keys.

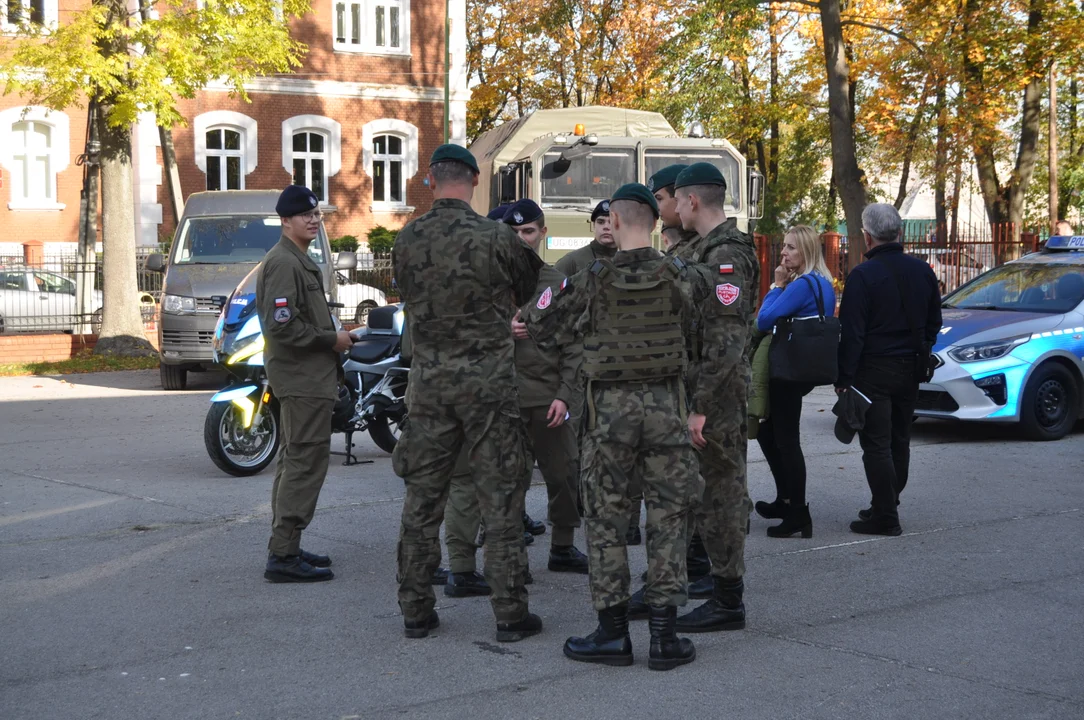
[
  {"left": 161, "top": 363, "right": 188, "bottom": 391},
  {"left": 355, "top": 301, "right": 378, "bottom": 324},
  {"left": 1020, "top": 363, "right": 1078, "bottom": 441}
]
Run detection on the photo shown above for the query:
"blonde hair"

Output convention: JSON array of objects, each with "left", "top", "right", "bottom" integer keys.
[{"left": 785, "top": 225, "right": 833, "bottom": 279}]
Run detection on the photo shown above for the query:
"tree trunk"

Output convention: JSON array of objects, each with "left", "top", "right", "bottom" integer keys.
[
  {"left": 819, "top": 0, "right": 866, "bottom": 270},
  {"left": 950, "top": 152, "right": 963, "bottom": 243},
  {"left": 933, "top": 82, "right": 949, "bottom": 245},
  {"left": 768, "top": 5, "right": 780, "bottom": 185},
  {"left": 1049, "top": 64, "right": 1058, "bottom": 232},
  {"left": 95, "top": 106, "right": 155, "bottom": 356},
  {"left": 1071, "top": 74, "right": 1078, "bottom": 157}
]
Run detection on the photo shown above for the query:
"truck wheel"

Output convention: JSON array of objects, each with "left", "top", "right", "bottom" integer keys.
[
  {"left": 160, "top": 363, "right": 188, "bottom": 391},
  {"left": 355, "top": 301, "right": 378, "bottom": 325},
  {"left": 204, "top": 401, "right": 280, "bottom": 476},
  {"left": 1020, "top": 363, "right": 1079, "bottom": 441}
]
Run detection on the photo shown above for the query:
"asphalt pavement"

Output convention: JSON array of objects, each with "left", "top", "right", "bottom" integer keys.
[{"left": 1, "top": 369, "right": 1082, "bottom": 720}]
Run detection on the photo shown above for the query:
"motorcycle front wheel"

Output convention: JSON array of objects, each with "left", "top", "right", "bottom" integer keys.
[
  {"left": 204, "top": 400, "right": 280, "bottom": 476},
  {"left": 368, "top": 411, "right": 403, "bottom": 454}
]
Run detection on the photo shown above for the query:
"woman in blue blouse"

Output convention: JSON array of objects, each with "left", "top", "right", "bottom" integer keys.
[{"left": 754, "top": 225, "right": 836, "bottom": 538}]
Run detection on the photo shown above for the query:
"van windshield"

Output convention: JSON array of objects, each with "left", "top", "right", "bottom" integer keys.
[{"left": 171, "top": 216, "right": 326, "bottom": 265}]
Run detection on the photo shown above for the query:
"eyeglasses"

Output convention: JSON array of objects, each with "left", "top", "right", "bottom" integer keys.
[{"left": 297, "top": 210, "right": 323, "bottom": 222}]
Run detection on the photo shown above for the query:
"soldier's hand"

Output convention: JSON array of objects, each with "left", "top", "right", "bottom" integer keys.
[
  {"left": 333, "top": 330, "right": 354, "bottom": 352},
  {"left": 511, "top": 310, "right": 530, "bottom": 340},
  {"left": 546, "top": 399, "right": 568, "bottom": 428},
  {"left": 688, "top": 412, "right": 707, "bottom": 449}
]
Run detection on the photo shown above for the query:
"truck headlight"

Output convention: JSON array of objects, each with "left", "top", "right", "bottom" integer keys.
[
  {"left": 948, "top": 335, "right": 1029, "bottom": 363},
  {"left": 163, "top": 294, "right": 196, "bottom": 314}
]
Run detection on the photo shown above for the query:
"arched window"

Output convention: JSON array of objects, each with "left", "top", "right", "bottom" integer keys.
[
  {"left": 205, "top": 127, "right": 245, "bottom": 191},
  {"left": 291, "top": 131, "right": 328, "bottom": 202},
  {"left": 372, "top": 133, "right": 405, "bottom": 205},
  {"left": 0, "top": 106, "right": 69, "bottom": 210},
  {"left": 281, "top": 115, "right": 341, "bottom": 204}
]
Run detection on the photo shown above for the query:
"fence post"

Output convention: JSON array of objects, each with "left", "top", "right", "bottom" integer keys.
[
  {"left": 22, "top": 239, "right": 44, "bottom": 267},
  {"left": 754, "top": 233, "right": 771, "bottom": 300},
  {"left": 821, "top": 231, "right": 843, "bottom": 279}
]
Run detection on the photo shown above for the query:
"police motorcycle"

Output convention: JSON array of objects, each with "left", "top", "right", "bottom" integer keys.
[{"left": 204, "top": 267, "right": 408, "bottom": 476}]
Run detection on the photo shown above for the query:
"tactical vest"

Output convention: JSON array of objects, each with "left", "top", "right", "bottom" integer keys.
[{"left": 582, "top": 257, "right": 688, "bottom": 382}]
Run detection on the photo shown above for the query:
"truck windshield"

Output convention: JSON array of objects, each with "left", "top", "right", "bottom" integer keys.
[
  {"left": 172, "top": 216, "right": 326, "bottom": 265},
  {"left": 644, "top": 149, "right": 741, "bottom": 212},
  {"left": 540, "top": 147, "right": 635, "bottom": 208}
]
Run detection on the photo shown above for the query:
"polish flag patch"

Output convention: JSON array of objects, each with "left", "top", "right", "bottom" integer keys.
[
  {"left": 716, "top": 283, "right": 740, "bottom": 306},
  {"left": 536, "top": 286, "right": 553, "bottom": 309},
  {"left": 719, "top": 264, "right": 734, "bottom": 274},
  {"left": 560, "top": 278, "right": 568, "bottom": 292},
  {"left": 274, "top": 297, "right": 288, "bottom": 308}
]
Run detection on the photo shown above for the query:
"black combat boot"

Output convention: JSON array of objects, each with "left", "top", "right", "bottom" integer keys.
[
  {"left": 563, "top": 605, "right": 634, "bottom": 666},
  {"left": 523, "top": 512, "right": 546, "bottom": 536},
  {"left": 496, "top": 613, "right": 543, "bottom": 643},
  {"left": 687, "top": 574, "right": 713, "bottom": 599},
  {"left": 675, "top": 577, "right": 746, "bottom": 633},
  {"left": 628, "top": 587, "right": 649, "bottom": 620},
  {"left": 548, "top": 545, "right": 589, "bottom": 573},
  {"left": 299, "top": 549, "right": 332, "bottom": 568},
  {"left": 766, "top": 504, "right": 813, "bottom": 539},
  {"left": 403, "top": 612, "right": 439, "bottom": 639},
  {"left": 264, "top": 554, "right": 334, "bottom": 583},
  {"left": 444, "top": 571, "right": 491, "bottom": 597},
  {"left": 686, "top": 533, "right": 711, "bottom": 579},
  {"left": 647, "top": 606, "right": 696, "bottom": 671}
]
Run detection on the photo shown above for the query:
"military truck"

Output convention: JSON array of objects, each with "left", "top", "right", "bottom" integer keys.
[{"left": 469, "top": 106, "right": 763, "bottom": 263}]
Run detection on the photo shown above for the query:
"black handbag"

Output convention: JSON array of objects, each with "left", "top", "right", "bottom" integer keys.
[{"left": 768, "top": 275, "right": 840, "bottom": 385}]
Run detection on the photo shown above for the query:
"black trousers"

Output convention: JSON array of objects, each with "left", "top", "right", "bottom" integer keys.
[
  {"left": 854, "top": 356, "right": 919, "bottom": 524},
  {"left": 756, "top": 380, "right": 815, "bottom": 507}
]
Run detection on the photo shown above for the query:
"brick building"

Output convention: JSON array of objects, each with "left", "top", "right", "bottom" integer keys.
[{"left": 0, "top": 0, "right": 469, "bottom": 258}]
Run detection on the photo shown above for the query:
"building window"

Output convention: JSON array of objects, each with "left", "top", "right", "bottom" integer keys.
[
  {"left": 372, "top": 134, "right": 405, "bottom": 205},
  {"left": 0, "top": 106, "right": 69, "bottom": 210},
  {"left": 205, "top": 127, "right": 245, "bottom": 191},
  {"left": 2, "top": 0, "right": 53, "bottom": 29},
  {"left": 333, "top": 0, "right": 408, "bottom": 54},
  {"left": 291, "top": 131, "right": 328, "bottom": 202}
]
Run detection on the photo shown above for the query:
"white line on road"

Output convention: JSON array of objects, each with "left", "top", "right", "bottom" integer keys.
[{"left": 0, "top": 498, "right": 120, "bottom": 527}]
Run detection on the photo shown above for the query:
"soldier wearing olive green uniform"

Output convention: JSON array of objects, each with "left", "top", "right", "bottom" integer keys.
[
  {"left": 392, "top": 144, "right": 544, "bottom": 643},
  {"left": 525, "top": 184, "right": 700, "bottom": 671},
  {"left": 671, "top": 163, "right": 760, "bottom": 633},
  {"left": 259, "top": 185, "right": 354, "bottom": 584},
  {"left": 554, "top": 199, "right": 617, "bottom": 276}
]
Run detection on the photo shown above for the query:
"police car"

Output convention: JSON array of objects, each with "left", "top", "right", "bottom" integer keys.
[{"left": 916, "top": 235, "right": 1084, "bottom": 440}]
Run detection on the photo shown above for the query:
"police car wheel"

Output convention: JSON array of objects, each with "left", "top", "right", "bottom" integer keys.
[{"left": 1020, "top": 363, "right": 1079, "bottom": 441}]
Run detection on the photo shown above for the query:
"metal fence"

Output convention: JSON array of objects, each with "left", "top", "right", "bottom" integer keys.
[
  {"left": 0, "top": 248, "right": 161, "bottom": 335},
  {"left": 333, "top": 254, "right": 395, "bottom": 325}
]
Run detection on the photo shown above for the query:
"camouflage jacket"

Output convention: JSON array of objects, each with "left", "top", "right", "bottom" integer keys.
[
  {"left": 515, "top": 263, "right": 580, "bottom": 408},
  {"left": 665, "top": 228, "right": 701, "bottom": 262},
  {"left": 256, "top": 235, "right": 339, "bottom": 400},
  {"left": 686, "top": 217, "right": 759, "bottom": 415},
  {"left": 392, "top": 198, "right": 542, "bottom": 405},
  {"left": 554, "top": 239, "right": 617, "bottom": 277},
  {"left": 523, "top": 246, "right": 700, "bottom": 379}
]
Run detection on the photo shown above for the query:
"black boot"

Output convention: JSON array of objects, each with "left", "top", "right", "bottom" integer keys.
[
  {"left": 754, "top": 498, "right": 788, "bottom": 520},
  {"left": 686, "top": 533, "right": 711, "bottom": 579},
  {"left": 444, "top": 571, "right": 491, "bottom": 597},
  {"left": 647, "top": 606, "right": 695, "bottom": 671},
  {"left": 549, "top": 545, "right": 589, "bottom": 573},
  {"left": 496, "top": 613, "right": 543, "bottom": 643},
  {"left": 299, "top": 549, "right": 332, "bottom": 568},
  {"left": 850, "top": 518, "right": 902, "bottom": 536},
  {"left": 404, "top": 611, "right": 439, "bottom": 639},
  {"left": 563, "top": 605, "right": 634, "bottom": 666},
  {"left": 264, "top": 554, "right": 334, "bottom": 583},
  {"left": 675, "top": 577, "right": 746, "bottom": 633},
  {"left": 687, "top": 574, "right": 713, "bottom": 599},
  {"left": 430, "top": 567, "right": 450, "bottom": 585},
  {"left": 766, "top": 504, "right": 813, "bottom": 539},
  {"left": 523, "top": 512, "right": 546, "bottom": 536},
  {"left": 628, "top": 587, "right": 649, "bottom": 620}
]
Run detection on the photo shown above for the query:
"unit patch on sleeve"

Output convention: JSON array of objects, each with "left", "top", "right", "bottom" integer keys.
[
  {"left": 274, "top": 307, "right": 292, "bottom": 323},
  {"left": 716, "top": 283, "right": 740, "bottom": 306},
  {"left": 536, "top": 286, "right": 553, "bottom": 309}
]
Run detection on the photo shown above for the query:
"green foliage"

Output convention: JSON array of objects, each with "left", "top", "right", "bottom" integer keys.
[
  {"left": 1, "top": 0, "right": 310, "bottom": 128},
  {"left": 330, "top": 235, "right": 359, "bottom": 253},
  {"left": 366, "top": 226, "right": 398, "bottom": 254}
]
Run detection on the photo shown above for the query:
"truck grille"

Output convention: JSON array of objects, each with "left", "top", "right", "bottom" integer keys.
[
  {"left": 162, "top": 329, "right": 215, "bottom": 347},
  {"left": 915, "top": 390, "right": 959, "bottom": 412},
  {"left": 195, "top": 298, "right": 223, "bottom": 314}
]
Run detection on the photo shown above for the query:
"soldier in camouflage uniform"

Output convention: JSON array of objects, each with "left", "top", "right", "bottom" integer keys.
[
  {"left": 525, "top": 183, "right": 700, "bottom": 671},
  {"left": 392, "top": 144, "right": 544, "bottom": 643},
  {"left": 671, "top": 162, "right": 760, "bottom": 634},
  {"left": 649, "top": 164, "right": 699, "bottom": 261},
  {"left": 554, "top": 199, "right": 616, "bottom": 276}
]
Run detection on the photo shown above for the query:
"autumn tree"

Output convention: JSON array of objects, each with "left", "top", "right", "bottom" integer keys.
[{"left": 2, "top": 0, "right": 308, "bottom": 355}]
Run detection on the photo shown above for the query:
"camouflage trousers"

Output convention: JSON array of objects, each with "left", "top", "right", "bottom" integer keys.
[
  {"left": 393, "top": 400, "right": 531, "bottom": 624},
  {"left": 580, "top": 379, "right": 700, "bottom": 611},
  {"left": 692, "top": 385, "right": 752, "bottom": 581}
]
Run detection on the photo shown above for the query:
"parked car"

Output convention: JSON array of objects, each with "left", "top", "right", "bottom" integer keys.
[
  {"left": 917, "top": 247, "right": 991, "bottom": 294},
  {"left": 916, "top": 235, "right": 1084, "bottom": 440},
  {"left": 0, "top": 266, "right": 103, "bottom": 334},
  {"left": 335, "top": 272, "right": 387, "bottom": 323}
]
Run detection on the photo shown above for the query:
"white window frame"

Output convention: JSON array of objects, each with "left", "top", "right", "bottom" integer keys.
[
  {"left": 193, "top": 111, "right": 258, "bottom": 189},
  {"left": 332, "top": 0, "right": 409, "bottom": 56},
  {"left": 1, "top": 0, "right": 58, "bottom": 33},
  {"left": 281, "top": 115, "right": 341, "bottom": 205},
  {"left": 0, "top": 106, "right": 68, "bottom": 211},
  {"left": 362, "top": 119, "right": 418, "bottom": 213},
  {"left": 204, "top": 126, "right": 246, "bottom": 191}
]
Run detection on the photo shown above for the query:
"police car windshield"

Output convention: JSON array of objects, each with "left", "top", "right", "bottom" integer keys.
[
  {"left": 540, "top": 148, "right": 635, "bottom": 207},
  {"left": 946, "top": 262, "right": 1084, "bottom": 314},
  {"left": 172, "top": 216, "right": 325, "bottom": 265}
]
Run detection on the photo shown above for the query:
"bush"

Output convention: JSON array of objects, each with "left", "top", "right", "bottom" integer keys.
[
  {"left": 367, "top": 225, "right": 398, "bottom": 255},
  {"left": 331, "top": 235, "right": 359, "bottom": 253}
]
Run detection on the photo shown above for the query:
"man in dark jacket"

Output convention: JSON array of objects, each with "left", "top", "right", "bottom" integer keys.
[{"left": 836, "top": 203, "right": 941, "bottom": 536}]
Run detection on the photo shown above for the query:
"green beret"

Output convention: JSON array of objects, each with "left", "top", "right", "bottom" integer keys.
[
  {"left": 429, "top": 144, "right": 479, "bottom": 174},
  {"left": 647, "top": 164, "right": 688, "bottom": 193},
  {"left": 611, "top": 183, "right": 660, "bottom": 219},
  {"left": 674, "top": 162, "right": 727, "bottom": 191}
]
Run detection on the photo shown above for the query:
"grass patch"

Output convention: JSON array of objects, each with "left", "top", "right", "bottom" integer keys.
[{"left": 0, "top": 351, "right": 159, "bottom": 377}]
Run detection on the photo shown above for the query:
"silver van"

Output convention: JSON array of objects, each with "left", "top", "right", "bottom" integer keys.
[{"left": 145, "top": 190, "right": 354, "bottom": 390}]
